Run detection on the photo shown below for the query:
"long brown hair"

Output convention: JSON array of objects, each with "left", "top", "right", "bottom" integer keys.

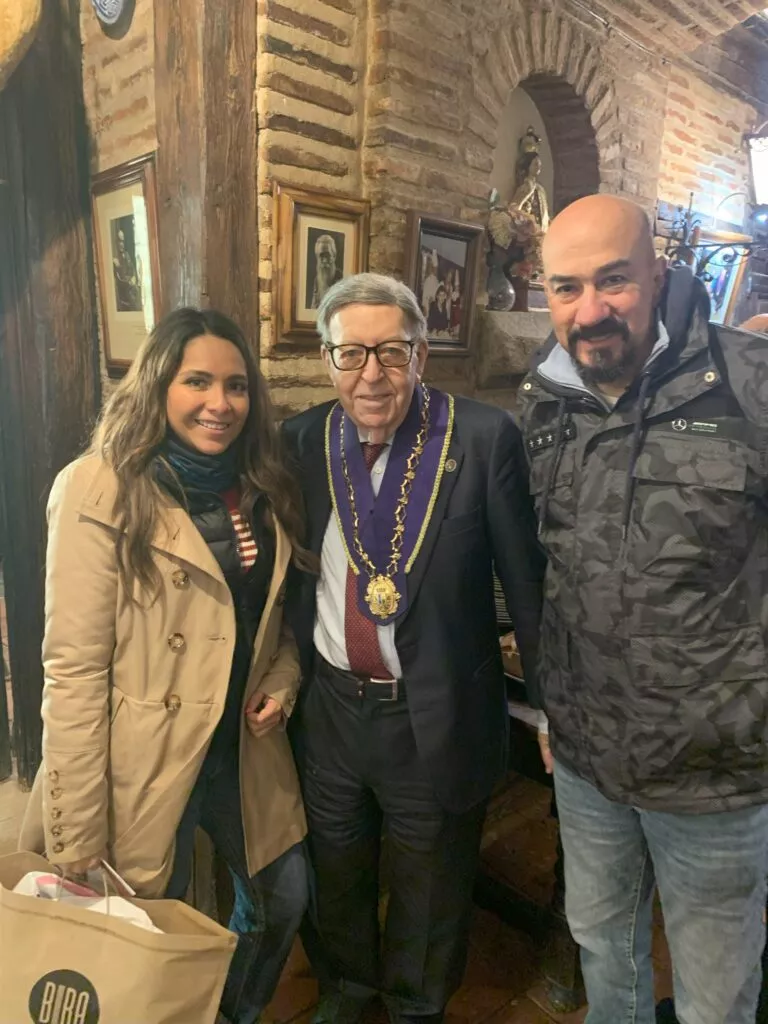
[{"left": 91, "top": 307, "right": 313, "bottom": 594}]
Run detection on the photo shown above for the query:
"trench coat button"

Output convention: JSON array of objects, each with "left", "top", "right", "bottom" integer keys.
[
  {"left": 704, "top": 370, "right": 717, "bottom": 383},
  {"left": 48, "top": 769, "right": 59, "bottom": 783},
  {"left": 52, "top": 842, "right": 65, "bottom": 854},
  {"left": 50, "top": 825, "right": 63, "bottom": 837},
  {"left": 50, "top": 787, "right": 62, "bottom": 800},
  {"left": 51, "top": 808, "right": 62, "bottom": 820},
  {"left": 165, "top": 694, "right": 182, "bottom": 713},
  {"left": 168, "top": 633, "right": 186, "bottom": 652},
  {"left": 172, "top": 570, "right": 190, "bottom": 589}
]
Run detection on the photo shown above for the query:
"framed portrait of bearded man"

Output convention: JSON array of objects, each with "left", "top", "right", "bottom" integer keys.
[
  {"left": 91, "top": 153, "right": 162, "bottom": 377},
  {"left": 272, "top": 182, "right": 370, "bottom": 350}
]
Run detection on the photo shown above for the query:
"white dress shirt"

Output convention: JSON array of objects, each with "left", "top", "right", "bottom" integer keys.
[{"left": 313, "top": 438, "right": 403, "bottom": 678}]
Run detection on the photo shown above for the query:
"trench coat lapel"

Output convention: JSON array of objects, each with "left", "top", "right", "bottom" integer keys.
[{"left": 77, "top": 460, "right": 226, "bottom": 584}]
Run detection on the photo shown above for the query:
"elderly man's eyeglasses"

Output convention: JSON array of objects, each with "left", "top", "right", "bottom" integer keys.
[{"left": 327, "top": 340, "right": 415, "bottom": 371}]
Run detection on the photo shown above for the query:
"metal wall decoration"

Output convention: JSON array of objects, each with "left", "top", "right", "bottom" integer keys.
[
  {"left": 657, "top": 194, "right": 768, "bottom": 324},
  {"left": 660, "top": 194, "right": 763, "bottom": 279}
]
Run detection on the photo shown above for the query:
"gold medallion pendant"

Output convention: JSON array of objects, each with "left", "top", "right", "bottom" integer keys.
[{"left": 365, "top": 575, "right": 401, "bottom": 619}]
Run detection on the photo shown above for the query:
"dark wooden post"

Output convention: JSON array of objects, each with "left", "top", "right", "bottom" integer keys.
[
  {"left": 154, "top": 0, "right": 259, "bottom": 346},
  {"left": 0, "top": 0, "right": 99, "bottom": 786}
]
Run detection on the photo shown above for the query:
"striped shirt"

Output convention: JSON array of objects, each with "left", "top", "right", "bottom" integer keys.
[{"left": 221, "top": 487, "right": 258, "bottom": 570}]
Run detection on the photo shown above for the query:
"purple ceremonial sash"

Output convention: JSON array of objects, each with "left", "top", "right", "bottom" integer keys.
[{"left": 325, "top": 386, "right": 454, "bottom": 625}]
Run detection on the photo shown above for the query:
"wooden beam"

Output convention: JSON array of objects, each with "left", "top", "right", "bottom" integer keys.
[
  {"left": 203, "top": 1, "right": 259, "bottom": 348},
  {"left": 0, "top": 0, "right": 99, "bottom": 786},
  {"left": 154, "top": 0, "right": 259, "bottom": 347},
  {"left": 154, "top": 0, "right": 205, "bottom": 312}
]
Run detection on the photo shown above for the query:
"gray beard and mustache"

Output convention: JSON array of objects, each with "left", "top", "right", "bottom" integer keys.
[
  {"left": 568, "top": 317, "right": 636, "bottom": 386},
  {"left": 315, "top": 260, "right": 336, "bottom": 296}
]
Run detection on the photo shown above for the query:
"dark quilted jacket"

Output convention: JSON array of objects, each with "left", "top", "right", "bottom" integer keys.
[{"left": 518, "top": 267, "right": 768, "bottom": 813}]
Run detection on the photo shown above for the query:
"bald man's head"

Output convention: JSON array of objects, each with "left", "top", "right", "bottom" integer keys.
[{"left": 542, "top": 195, "right": 666, "bottom": 396}]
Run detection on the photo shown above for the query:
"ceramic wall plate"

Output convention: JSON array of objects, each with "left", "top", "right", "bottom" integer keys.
[{"left": 91, "top": 0, "right": 125, "bottom": 26}]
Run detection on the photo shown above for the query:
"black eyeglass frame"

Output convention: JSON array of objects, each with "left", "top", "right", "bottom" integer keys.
[{"left": 325, "top": 339, "right": 417, "bottom": 371}]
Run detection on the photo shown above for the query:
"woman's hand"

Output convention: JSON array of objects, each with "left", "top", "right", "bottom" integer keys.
[
  {"left": 59, "top": 850, "right": 107, "bottom": 878},
  {"left": 244, "top": 691, "right": 283, "bottom": 738}
]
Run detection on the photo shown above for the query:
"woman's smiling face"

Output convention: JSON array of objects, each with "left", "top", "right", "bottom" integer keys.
[{"left": 165, "top": 334, "right": 250, "bottom": 454}]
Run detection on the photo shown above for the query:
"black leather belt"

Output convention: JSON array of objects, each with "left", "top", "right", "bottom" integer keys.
[{"left": 316, "top": 653, "right": 405, "bottom": 702}]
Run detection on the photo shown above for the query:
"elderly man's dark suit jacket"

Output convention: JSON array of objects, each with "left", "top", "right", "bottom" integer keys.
[{"left": 284, "top": 394, "right": 545, "bottom": 813}]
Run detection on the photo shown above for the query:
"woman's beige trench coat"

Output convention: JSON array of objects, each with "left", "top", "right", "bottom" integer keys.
[{"left": 20, "top": 454, "right": 307, "bottom": 897}]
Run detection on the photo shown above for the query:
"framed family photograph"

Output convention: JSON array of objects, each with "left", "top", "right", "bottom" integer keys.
[
  {"left": 403, "top": 212, "right": 484, "bottom": 355},
  {"left": 273, "top": 182, "right": 370, "bottom": 348},
  {"left": 696, "top": 229, "right": 751, "bottom": 326},
  {"left": 91, "top": 153, "right": 161, "bottom": 377}
]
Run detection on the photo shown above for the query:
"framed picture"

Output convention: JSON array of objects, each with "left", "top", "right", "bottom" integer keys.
[
  {"left": 697, "top": 229, "right": 751, "bottom": 326},
  {"left": 403, "top": 212, "right": 484, "bottom": 355},
  {"left": 91, "top": 153, "right": 161, "bottom": 377},
  {"left": 273, "top": 182, "right": 370, "bottom": 347}
]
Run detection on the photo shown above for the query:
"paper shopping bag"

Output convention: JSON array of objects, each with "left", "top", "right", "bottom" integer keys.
[{"left": 0, "top": 852, "right": 237, "bottom": 1024}]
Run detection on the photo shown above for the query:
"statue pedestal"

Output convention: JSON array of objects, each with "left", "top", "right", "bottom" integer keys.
[{"left": 474, "top": 309, "right": 550, "bottom": 409}]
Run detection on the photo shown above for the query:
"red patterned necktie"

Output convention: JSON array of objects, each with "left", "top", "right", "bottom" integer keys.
[{"left": 344, "top": 442, "right": 392, "bottom": 678}]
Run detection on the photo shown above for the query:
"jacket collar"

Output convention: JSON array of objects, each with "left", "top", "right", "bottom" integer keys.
[{"left": 77, "top": 458, "right": 291, "bottom": 587}]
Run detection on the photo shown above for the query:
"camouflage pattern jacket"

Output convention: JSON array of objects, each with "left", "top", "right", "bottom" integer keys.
[{"left": 518, "top": 268, "right": 768, "bottom": 813}]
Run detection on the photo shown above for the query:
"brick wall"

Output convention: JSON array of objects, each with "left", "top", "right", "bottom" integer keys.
[
  {"left": 81, "top": 0, "right": 156, "bottom": 175},
  {"left": 255, "top": 0, "right": 367, "bottom": 412},
  {"left": 658, "top": 67, "right": 756, "bottom": 226},
  {"left": 77, "top": 0, "right": 766, "bottom": 411}
]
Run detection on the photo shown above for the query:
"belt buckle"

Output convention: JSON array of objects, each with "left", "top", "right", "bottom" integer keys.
[{"left": 370, "top": 676, "right": 398, "bottom": 701}]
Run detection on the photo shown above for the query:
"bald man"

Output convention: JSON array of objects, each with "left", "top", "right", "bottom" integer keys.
[
  {"left": 518, "top": 195, "right": 768, "bottom": 1024},
  {"left": 740, "top": 313, "right": 768, "bottom": 333}
]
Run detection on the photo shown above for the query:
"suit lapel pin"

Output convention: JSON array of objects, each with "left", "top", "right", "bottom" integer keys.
[{"left": 445, "top": 458, "right": 457, "bottom": 473}]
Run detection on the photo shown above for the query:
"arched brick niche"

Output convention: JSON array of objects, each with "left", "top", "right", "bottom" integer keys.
[
  {"left": 467, "top": 4, "right": 631, "bottom": 209},
  {"left": 521, "top": 74, "right": 600, "bottom": 213}
]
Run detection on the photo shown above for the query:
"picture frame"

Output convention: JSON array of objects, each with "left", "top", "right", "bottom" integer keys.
[
  {"left": 91, "top": 153, "right": 161, "bottom": 378},
  {"left": 273, "top": 182, "right": 370, "bottom": 348},
  {"left": 697, "top": 229, "right": 751, "bottom": 326},
  {"left": 403, "top": 211, "right": 484, "bottom": 355}
]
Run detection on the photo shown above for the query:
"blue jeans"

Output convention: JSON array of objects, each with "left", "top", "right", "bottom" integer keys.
[
  {"left": 166, "top": 752, "right": 309, "bottom": 1024},
  {"left": 553, "top": 758, "right": 768, "bottom": 1024}
]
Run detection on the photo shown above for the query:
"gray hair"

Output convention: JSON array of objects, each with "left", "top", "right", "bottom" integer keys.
[
  {"left": 315, "top": 233, "right": 337, "bottom": 256},
  {"left": 316, "top": 272, "right": 427, "bottom": 347}
]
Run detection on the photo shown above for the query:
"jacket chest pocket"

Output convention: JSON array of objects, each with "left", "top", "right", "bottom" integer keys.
[
  {"left": 529, "top": 447, "right": 576, "bottom": 569},
  {"left": 631, "top": 436, "right": 753, "bottom": 578}
]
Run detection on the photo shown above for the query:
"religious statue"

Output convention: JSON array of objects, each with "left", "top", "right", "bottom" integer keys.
[
  {"left": 485, "top": 188, "right": 543, "bottom": 310},
  {"left": 510, "top": 125, "right": 550, "bottom": 231}
]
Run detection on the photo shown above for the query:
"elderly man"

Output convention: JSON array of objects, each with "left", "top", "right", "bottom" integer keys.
[
  {"left": 311, "top": 233, "right": 344, "bottom": 307},
  {"left": 284, "top": 273, "right": 544, "bottom": 1023},
  {"left": 518, "top": 194, "right": 768, "bottom": 1024}
]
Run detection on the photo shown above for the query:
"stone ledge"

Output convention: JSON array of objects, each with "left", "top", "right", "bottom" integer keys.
[{"left": 475, "top": 309, "right": 551, "bottom": 390}]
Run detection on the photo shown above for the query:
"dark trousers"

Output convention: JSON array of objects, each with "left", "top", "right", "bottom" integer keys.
[
  {"left": 299, "top": 659, "right": 487, "bottom": 1021},
  {"left": 166, "top": 752, "right": 309, "bottom": 1024}
]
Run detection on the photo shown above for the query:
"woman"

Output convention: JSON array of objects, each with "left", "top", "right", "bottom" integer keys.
[{"left": 20, "top": 307, "right": 312, "bottom": 1023}]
